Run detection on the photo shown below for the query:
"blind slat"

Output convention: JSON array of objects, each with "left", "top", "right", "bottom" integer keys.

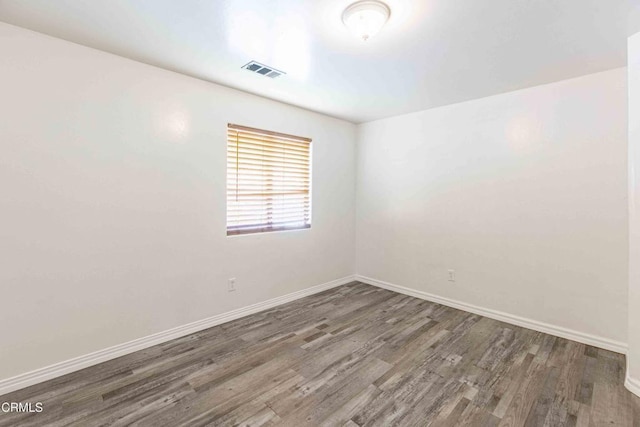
[
  {"left": 227, "top": 137, "right": 311, "bottom": 150},
  {"left": 228, "top": 124, "right": 311, "bottom": 143},
  {"left": 227, "top": 195, "right": 310, "bottom": 201},
  {"left": 227, "top": 139, "right": 311, "bottom": 156},
  {"left": 227, "top": 159, "right": 310, "bottom": 172},
  {"left": 226, "top": 170, "right": 310, "bottom": 179},
  {"left": 227, "top": 197, "right": 310, "bottom": 203},
  {"left": 228, "top": 153, "right": 310, "bottom": 165},
  {"left": 227, "top": 156, "right": 310, "bottom": 168},
  {"left": 228, "top": 217, "right": 311, "bottom": 226},
  {"left": 228, "top": 145, "right": 310, "bottom": 157},
  {"left": 227, "top": 179, "right": 310, "bottom": 186},
  {"left": 228, "top": 212, "right": 311, "bottom": 222}
]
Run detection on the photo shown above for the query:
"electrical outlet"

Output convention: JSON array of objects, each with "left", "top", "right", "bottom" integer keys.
[
  {"left": 447, "top": 269, "right": 456, "bottom": 282},
  {"left": 228, "top": 278, "right": 236, "bottom": 292}
]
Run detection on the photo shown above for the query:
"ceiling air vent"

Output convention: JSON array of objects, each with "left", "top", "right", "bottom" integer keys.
[{"left": 242, "top": 61, "right": 285, "bottom": 79}]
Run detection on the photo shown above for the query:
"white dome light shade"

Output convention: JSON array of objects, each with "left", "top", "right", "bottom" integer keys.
[{"left": 342, "top": 1, "right": 391, "bottom": 41}]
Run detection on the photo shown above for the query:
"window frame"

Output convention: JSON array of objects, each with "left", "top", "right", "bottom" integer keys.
[{"left": 226, "top": 123, "right": 312, "bottom": 236}]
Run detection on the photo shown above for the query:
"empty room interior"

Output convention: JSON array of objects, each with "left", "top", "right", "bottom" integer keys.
[{"left": 2, "top": 0, "right": 640, "bottom": 426}]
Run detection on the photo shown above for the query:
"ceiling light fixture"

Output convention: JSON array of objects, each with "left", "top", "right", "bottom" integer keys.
[{"left": 342, "top": 0, "right": 391, "bottom": 42}]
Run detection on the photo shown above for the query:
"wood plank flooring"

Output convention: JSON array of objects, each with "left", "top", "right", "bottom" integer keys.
[{"left": 1, "top": 282, "right": 638, "bottom": 426}]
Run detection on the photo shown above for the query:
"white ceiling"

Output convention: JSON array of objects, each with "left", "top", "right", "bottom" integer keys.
[{"left": 0, "top": 0, "right": 630, "bottom": 123}]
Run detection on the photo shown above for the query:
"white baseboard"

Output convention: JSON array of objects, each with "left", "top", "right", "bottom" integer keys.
[
  {"left": 0, "top": 275, "right": 356, "bottom": 397},
  {"left": 625, "top": 375, "right": 640, "bottom": 397},
  {"left": 625, "top": 357, "right": 640, "bottom": 397},
  {"left": 356, "top": 275, "right": 628, "bottom": 355},
  {"left": 1, "top": 274, "right": 629, "bottom": 397}
]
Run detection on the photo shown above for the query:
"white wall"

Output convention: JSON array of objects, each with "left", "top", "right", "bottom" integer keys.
[
  {"left": 627, "top": 31, "right": 640, "bottom": 396},
  {"left": 356, "top": 68, "right": 628, "bottom": 347},
  {"left": 0, "top": 22, "right": 356, "bottom": 381}
]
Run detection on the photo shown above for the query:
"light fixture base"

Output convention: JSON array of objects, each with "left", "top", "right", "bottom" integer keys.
[{"left": 342, "top": 0, "right": 391, "bottom": 42}]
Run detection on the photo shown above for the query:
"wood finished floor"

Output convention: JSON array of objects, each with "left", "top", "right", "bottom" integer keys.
[{"left": 1, "top": 282, "right": 639, "bottom": 427}]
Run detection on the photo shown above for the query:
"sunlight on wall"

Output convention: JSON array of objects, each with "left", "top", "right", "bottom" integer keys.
[
  {"left": 155, "top": 106, "right": 190, "bottom": 144},
  {"left": 505, "top": 115, "right": 542, "bottom": 153}
]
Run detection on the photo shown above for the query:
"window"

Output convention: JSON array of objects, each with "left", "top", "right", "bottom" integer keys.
[{"left": 226, "top": 124, "right": 311, "bottom": 235}]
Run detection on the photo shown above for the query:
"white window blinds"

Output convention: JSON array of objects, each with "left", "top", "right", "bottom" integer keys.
[{"left": 227, "top": 124, "right": 312, "bottom": 235}]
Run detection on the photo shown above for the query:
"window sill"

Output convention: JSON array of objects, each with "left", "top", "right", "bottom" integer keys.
[{"left": 227, "top": 224, "right": 311, "bottom": 237}]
